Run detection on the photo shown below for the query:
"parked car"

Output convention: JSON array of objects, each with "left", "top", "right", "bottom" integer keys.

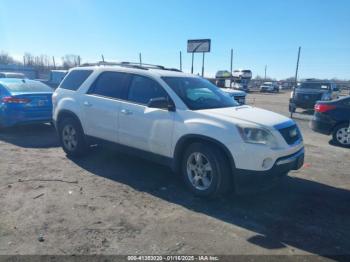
[
  {"left": 221, "top": 88, "right": 247, "bottom": 105},
  {"left": 0, "top": 72, "right": 26, "bottom": 79},
  {"left": 310, "top": 96, "right": 350, "bottom": 147},
  {"left": 289, "top": 79, "right": 340, "bottom": 115},
  {"left": 260, "top": 82, "right": 279, "bottom": 92},
  {"left": 53, "top": 63, "right": 304, "bottom": 198},
  {"left": 0, "top": 78, "right": 53, "bottom": 128}
]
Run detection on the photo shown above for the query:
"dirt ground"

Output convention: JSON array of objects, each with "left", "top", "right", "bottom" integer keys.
[{"left": 0, "top": 91, "right": 349, "bottom": 257}]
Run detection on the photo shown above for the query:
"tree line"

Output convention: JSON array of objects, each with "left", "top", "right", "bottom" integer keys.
[{"left": 0, "top": 51, "right": 81, "bottom": 70}]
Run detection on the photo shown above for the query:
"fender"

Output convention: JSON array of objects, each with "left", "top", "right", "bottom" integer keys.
[
  {"left": 56, "top": 109, "right": 84, "bottom": 133},
  {"left": 172, "top": 134, "right": 236, "bottom": 174}
]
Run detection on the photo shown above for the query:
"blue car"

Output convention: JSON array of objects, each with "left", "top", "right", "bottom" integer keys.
[{"left": 0, "top": 78, "right": 53, "bottom": 128}]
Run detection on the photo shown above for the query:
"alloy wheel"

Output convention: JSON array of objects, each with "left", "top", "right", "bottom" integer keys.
[
  {"left": 336, "top": 127, "right": 350, "bottom": 145},
  {"left": 186, "top": 152, "right": 213, "bottom": 190},
  {"left": 62, "top": 125, "right": 78, "bottom": 151}
]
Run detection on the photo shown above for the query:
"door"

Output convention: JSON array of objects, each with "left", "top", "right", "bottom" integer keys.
[
  {"left": 82, "top": 71, "right": 130, "bottom": 142},
  {"left": 118, "top": 75, "right": 175, "bottom": 157}
]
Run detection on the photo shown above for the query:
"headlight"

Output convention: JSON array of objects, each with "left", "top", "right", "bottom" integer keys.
[
  {"left": 237, "top": 125, "right": 278, "bottom": 148},
  {"left": 290, "top": 91, "right": 294, "bottom": 98}
]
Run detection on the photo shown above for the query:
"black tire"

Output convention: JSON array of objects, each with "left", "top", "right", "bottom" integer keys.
[
  {"left": 289, "top": 104, "right": 296, "bottom": 113},
  {"left": 332, "top": 123, "right": 350, "bottom": 148},
  {"left": 181, "top": 142, "right": 231, "bottom": 198},
  {"left": 58, "top": 117, "right": 88, "bottom": 157}
]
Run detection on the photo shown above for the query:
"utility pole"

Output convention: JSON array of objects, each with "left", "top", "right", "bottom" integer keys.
[
  {"left": 264, "top": 65, "right": 267, "bottom": 80},
  {"left": 295, "top": 46, "right": 301, "bottom": 87},
  {"left": 23, "top": 56, "right": 26, "bottom": 66},
  {"left": 139, "top": 53, "right": 142, "bottom": 66},
  {"left": 201, "top": 52, "right": 205, "bottom": 77},
  {"left": 179, "top": 51, "right": 182, "bottom": 71},
  {"left": 230, "top": 49, "right": 233, "bottom": 87},
  {"left": 101, "top": 54, "right": 105, "bottom": 63},
  {"left": 230, "top": 49, "right": 233, "bottom": 74},
  {"left": 191, "top": 52, "right": 194, "bottom": 74},
  {"left": 52, "top": 56, "right": 56, "bottom": 69},
  {"left": 290, "top": 46, "right": 302, "bottom": 118}
]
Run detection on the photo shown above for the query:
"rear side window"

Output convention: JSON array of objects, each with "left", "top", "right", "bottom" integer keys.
[
  {"left": 127, "top": 75, "right": 167, "bottom": 105},
  {"left": 60, "top": 70, "right": 92, "bottom": 91},
  {"left": 88, "top": 71, "right": 129, "bottom": 99}
]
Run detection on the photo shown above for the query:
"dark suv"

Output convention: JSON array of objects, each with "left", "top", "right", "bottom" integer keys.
[{"left": 289, "top": 80, "right": 340, "bottom": 116}]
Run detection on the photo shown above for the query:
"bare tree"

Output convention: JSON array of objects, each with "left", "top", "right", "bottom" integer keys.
[
  {"left": 61, "top": 54, "right": 81, "bottom": 69},
  {"left": 23, "top": 52, "right": 35, "bottom": 66},
  {"left": 0, "top": 51, "right": 15, "bottom": 64}
]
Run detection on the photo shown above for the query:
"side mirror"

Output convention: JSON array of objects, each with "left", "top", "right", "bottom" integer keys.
[{"left": 148, "top": 97, "right": 175, "bottom": 111}]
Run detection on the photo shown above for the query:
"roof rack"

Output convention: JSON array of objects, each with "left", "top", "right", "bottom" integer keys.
[{"left": 79, "top": 61, "right": 182, "bottom": 72}]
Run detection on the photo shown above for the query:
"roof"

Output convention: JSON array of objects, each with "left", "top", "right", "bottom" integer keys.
[
  {"left": 72, "top": 64, "right": 196, "bottom": 78},
  {"left": 302, "top": 79, "right": 333, "bottom": 83}
]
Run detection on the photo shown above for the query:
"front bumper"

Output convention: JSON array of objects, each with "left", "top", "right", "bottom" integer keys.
[
  {"left": 234, "top": 148, "right": 304, "bottom": 193},
  {"left": 290, "top": 98, "right": 318, "bottom": 110}
]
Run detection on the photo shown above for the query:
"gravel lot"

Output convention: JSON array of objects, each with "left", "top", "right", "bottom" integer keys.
[{"left": 0, "top": 91, "right": 349, "bottom": 257}]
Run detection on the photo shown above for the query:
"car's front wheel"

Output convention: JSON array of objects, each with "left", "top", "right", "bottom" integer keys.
[
  {"left": 58, "top": 117, "right": 88, "bottom": 157},
  {"left": 182, "top": 143, "right": 231, "bottom": 198},
  {"left": 332, "top": 123, "right": 350, "bottom": 147}
]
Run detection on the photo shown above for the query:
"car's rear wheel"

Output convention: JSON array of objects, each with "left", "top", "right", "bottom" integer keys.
[
  {"left": 58, "top": 117, "right": 88, "bottom": 157},
  {"left": 332, "top": 123, "right": 350, "bottom": 147},
  {"left": 182, "top": 143, "right": 231, "bottom": 198}
]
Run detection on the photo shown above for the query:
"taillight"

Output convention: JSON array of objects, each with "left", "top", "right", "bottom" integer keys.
[
  {"left": 315, "top": 103, "right": 336, "bottom": 113},
  {"left": 2, "top": 96, "right": 31, "bottom": 104}
]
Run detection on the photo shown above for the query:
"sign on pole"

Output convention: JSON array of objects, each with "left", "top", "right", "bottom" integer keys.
[
  {"left": 187, "top": 39, "right": 211, "bottom": 53},
  {"left": 187, "top": 39, "right": 211, "bottom": 75}
]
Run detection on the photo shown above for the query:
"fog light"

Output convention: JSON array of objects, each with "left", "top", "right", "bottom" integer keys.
[{"left": 262, "top": 158, "right": 273, "bottom": 169}]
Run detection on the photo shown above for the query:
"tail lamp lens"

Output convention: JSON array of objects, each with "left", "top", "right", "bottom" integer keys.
[
  {"left": 314, "top": 104, "right": 336, "bottom": 113},
  {"left": 2, "top": 97, "right": 31, "bottom": 104}
]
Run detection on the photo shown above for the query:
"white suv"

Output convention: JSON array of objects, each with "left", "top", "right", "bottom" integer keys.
[{"left": 52, "top": 63, "right": 304, "bottom": 198}]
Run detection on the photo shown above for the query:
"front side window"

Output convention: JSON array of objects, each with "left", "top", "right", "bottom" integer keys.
[
  {"left": 127, "top": 75, "right": 167, "bottom": 105},
  {"left": 162, "top": 77, "right": 238, "bottom": 110},
  {"left": 60, "top": 70, "right": 92, "bottom": 91},
  {"left": 88, "top": 72, "right": 129, "bottom": 99}
]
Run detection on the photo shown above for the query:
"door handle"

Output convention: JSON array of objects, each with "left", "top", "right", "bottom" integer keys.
[
  {"left": 121, "top": 109, "right": 133, "bottom": 115},
  {"left": 83, "top": 101, "right": 92, "bottom": 107}
]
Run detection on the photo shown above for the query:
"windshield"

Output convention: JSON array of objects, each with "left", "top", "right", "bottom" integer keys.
[
  {"left": 162, "top": 77, "right": 238, "bottom": 110},
  {"left": 299, "top": 82, "right": 330, "bottom": 90}
]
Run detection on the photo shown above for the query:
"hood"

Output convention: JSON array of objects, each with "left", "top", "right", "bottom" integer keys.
[
  {"left": 295, "top": 88, "right": 329, "bottom": 94},
  {"left": 199, "top": 106, "right": 291, "bottom": 128}
]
